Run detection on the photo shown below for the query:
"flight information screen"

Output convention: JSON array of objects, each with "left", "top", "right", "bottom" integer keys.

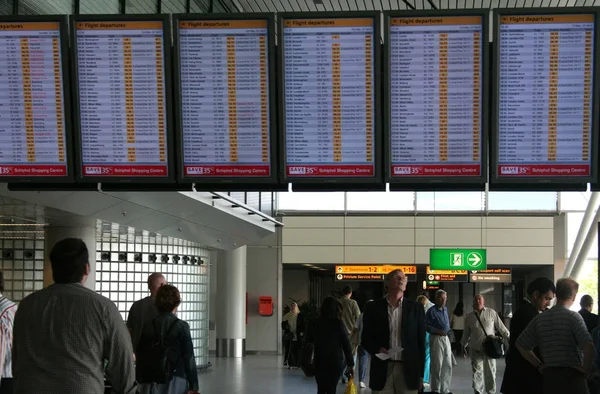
[
  {"left": 0, "top": 21, "right": 68, "bottom": 178},
  {"left": 178, "top": 19, "right": 271, "bottom": 178},
  {"left": 282, "top": 17, "right": 375, "bottom": 178},
  {"left": 497, "top": 14, "right": 594, "bottom": 179},
  {"left": 75, "top": 20, "right": 168, "bottom": 178},
  {"left": 388, "top": 16, "right": 483, "bottom": 179}
]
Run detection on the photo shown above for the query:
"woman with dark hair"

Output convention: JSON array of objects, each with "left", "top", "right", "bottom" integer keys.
[
  {"left": 451, "top": 302, "right": 465, "bottom": 355},
  {"left": 308, "top": 297, "right": 354, "bottom": 394},
  {"left": 136, "top": 285, "right": 200, "bottom": 394}
]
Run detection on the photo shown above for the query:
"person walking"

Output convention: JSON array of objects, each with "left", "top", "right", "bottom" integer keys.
[
  {"left": 309, "top": 296, "right": 354, "bottom": 394},
  {"left": 362, "top": 269, "right": 426, "bottom": 394},
  {"left": 501, "top": 277, "right": 555, "bottom": 394},
  {"left": 450, "top": 303, "right": 465, "bottom": 356},
  {"left": 517, "top": 278, "right": 595, "bottom": 394},
  {"left": 355, "top": 300, "right": 372, "bottom": 389},
  {"left": 579, "top": 295, "right": 599, "bottom": 333},
  {"left": 417, "top": 295, "right": 432, "bottom": 389},
  {"left": 340, "top": 286, "right": 361, "bottom": 382},
  {"left": 282, "top": 302, "right": 302, "bottom": 368},
  {"left": 461, "top": 294, "right": 509, "bottom": 394},
  {"left": 127, "top": 273, "right": 167, "bottom": 351},
  {"left": 136, "top": 284, "right": 200, "bottom": 394},
  {"left": 13, "top": 238, "right": 136, "bottom": 394},
  {"left": 0, "top": 273, "right": 16, "bottom": 394},
  {"left": 426, "top": 290, "right": 453, "bottom": 394}
]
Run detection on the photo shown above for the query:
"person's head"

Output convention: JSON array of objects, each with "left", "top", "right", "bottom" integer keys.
[
  {"left": 50, "top": 238, "right": 90, "bottom": 284},
  {"left": 420, "top": 290, "right": 430, "bottom": 299},
  {"left": 580, "top": 294, "right": 594, "bottom": 311},
  {"left": 385, "top": 269, "right": 408, "bottom": 294},
  {"left": 556, "top": 278, "right": 579, "bottom": 306},
  {"left": 527, "top": 277, "right": 556, "bottom": 312},
  {"left": 435, "top": 289, "right": 447, "bottom": 308},
  {"left": 320, "top": 296, "right": 342, "bottom": 320},
  {"left": 342, "top": 285, "right": 353, "bottom": 298},
  {"left": 147, "top": 273, "right": 166, "bottom": 296},
  {"left": 155, "top": 284, "right": 181, "bottom": 313},
  {"left": 473, "top": 294, "right": 485, "bottom": 311},
  {"left": 0, "top": 272, "right": 5, "bottom": 294},
  {"left": 417, "top": 295, "right": 428, "bottom": 306},
  {"left": 453, "top": 302, "right": 464, "bottom": 316},
  {"left": 290, "top": 302, "right": 299, "bottom": 313}
]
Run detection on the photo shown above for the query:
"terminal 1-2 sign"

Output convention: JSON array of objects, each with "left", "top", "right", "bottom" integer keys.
[{"left": 335, "top": 265, "right": 417, "bottom": 282}]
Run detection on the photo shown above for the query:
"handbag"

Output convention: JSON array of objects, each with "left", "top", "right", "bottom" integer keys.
[{"left": 474, "top": 312, "right": 504, "bottom": 359}]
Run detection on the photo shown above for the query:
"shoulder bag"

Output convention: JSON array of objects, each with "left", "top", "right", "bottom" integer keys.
[{"left": 474, "top": 312, "right": 503, "bottom": 359}]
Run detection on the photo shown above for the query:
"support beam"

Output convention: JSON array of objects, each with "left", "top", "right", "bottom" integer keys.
[
  {"left": 569, "top": 207, "right": 600, "bottom": 279},
  {"left": 563, "top": 192, "right": 599, "bottom": 277},
  {"left": 402, "top": 0, "right": 415, "bottom": 9},
  {"left": 427, "top": 0, "right": 437, "bottom": 9}
]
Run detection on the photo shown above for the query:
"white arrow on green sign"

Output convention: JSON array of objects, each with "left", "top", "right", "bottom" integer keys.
[{"left": 430, "top": 249, "right": 487, "bottom": 271}]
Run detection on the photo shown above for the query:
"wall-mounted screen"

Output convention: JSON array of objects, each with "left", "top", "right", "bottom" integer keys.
[
  {"left": 493, "top": 11, "right": 598, "bottom": 183},
  {"left": 0, "top": 17, "right": 72, "bottom": 181},
  {"left": 386, "top": 12, "right": 487, "bottom": 184},
  {"left": 72, "top": 16, "right": 173, "bottom": 182},
  {"left": 279, "top": 13, "right": 381, "bottom": 184},
  {"left": 174, "top": 15, "right": 277, "bottom": 184}
]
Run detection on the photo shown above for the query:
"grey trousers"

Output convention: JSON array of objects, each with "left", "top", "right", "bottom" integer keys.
[
  {"left": 138, "top": 376, "right": 189, "bottom": 394},
  {"left": 542, "top": 367, "right": 589, "bottom": 394}
]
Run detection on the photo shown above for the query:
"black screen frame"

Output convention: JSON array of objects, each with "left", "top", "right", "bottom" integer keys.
[
  {"left": 383, "top": 9, "right": 489, "bottom": 186},
  {"left": 173, "top": 13, "right": 281, "bottom": 188},
  {"left": 70, "top": 14, "right": 176, "bottom": 184},
  {"left": 277, "top": 11, "right": 384, "bottom": 188},
  {"left": 491, "top": 7, "right": 600, "bottom": 184},
  {"left": 0, "top": 15, "right": 75, "bottom": 183}
]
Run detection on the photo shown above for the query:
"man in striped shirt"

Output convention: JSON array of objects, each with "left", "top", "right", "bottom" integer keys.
[
  {"left": 0, "top": 272, "right": 16, "bottom": 394},
  {"left": 517, "top": 278, "right": 595, "bottom": 394}
]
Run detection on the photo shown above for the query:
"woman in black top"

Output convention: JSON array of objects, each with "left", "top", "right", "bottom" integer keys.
[
  {"left": 136, "top": 285, "right": 200, "bottom": 394},
  {"left": 309, "top": 297, "right": 354, "bottom": 394}
]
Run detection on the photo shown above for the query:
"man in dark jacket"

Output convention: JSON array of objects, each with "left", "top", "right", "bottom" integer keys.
[
  {"left": 501, "top": 277, "right": 555, "bottom": 394},
  {"left": 362, "top": 269, "right": 426, "bottom": 394},
  {"left": 579, "top": 295, "right": 599, "bottom": 333}
]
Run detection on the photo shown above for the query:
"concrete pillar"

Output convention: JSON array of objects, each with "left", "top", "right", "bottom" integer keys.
[
  {"left": 216, "top": 245, "right": 247, "bottom": 358},
  {"left": 44, "top": 218, "right": 97, "bottom": 291}
]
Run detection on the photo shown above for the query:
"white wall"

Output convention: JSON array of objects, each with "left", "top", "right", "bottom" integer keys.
[{"left": 282, "top": 215, "right": 557, "bottom": 265}]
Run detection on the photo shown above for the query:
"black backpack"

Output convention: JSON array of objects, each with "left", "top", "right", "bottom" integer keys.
[{"left": 136, "top": 318, "right": 180, "bottom": 384}]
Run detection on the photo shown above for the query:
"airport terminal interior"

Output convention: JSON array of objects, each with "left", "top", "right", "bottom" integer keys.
[{"left": 2, "top": 0, "right": 600, "bottom": 393}]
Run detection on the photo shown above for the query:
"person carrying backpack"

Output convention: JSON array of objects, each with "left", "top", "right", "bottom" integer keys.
[{"left": 136, "top": 285, "right": 200, "bottom": 394}]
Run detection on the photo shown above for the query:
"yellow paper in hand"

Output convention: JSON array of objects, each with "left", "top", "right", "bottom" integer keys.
[{"left": 345, "top": 377, "right": 358, "bottom": 394}]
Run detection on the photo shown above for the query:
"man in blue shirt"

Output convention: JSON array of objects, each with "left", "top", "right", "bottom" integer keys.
[{"left": 426, "top": 289, "right": 453, "bottom": 394}]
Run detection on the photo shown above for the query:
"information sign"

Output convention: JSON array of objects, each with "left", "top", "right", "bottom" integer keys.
[
  {"left": 335, "top": 265, "right": 416, "bottom": 281},
  {"left": 280, "top": 14, "right": 379, "bottom": 182},
  {"left": 470, "top": 268, "right": 512, "bottom": 283},
  {"left": 0, "top": 17, "right": 71, "bottom": 180},
  {"left": 175, "top": 16, "right": 276, "bottom": 181},
  {"left": 426, "top": 266, "right": 469, "bottom": 282},
  {"left": 494, "top": 12, "right": 597, "bottom": 182},
  {"left": 73, "top": 16, "right": 172, "bottom": 180},
  {"left": 430, "top": 248, "right": 487, "bottom": 270},
  {"left": 387, "top": 13, "right": 486, "bottom": 182}
]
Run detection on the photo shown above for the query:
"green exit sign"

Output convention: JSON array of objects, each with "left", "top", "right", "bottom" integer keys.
[{"left": 430, "top": 249, "right": 487, "bottom": 271}]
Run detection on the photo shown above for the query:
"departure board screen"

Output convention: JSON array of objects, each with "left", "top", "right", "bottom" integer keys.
[
  {"left": 74, "top": 20, "right": 169, "bottom": 178},
  {"left": 177, "top": 19, "right": 272, "bottom": 179},
  {"left": 282, "top": 17, "right": 376, "bottom": 179},
  {"left": 388, "top": 15, "right": 484, "bottom": 180},
  {"left": 496, "top": 14, "right": 595, "bottom": 180},
  {"left": 0, "top": 21, "right": 69, "bottom": 178}
]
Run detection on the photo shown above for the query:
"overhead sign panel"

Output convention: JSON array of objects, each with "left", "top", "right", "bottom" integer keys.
[
  {"left": 386, "top": 12, "right": 487, "bottom": 183},
  {"left": 335, "top": 265, "right": 417, "bottom": 281},
  {"left": 429, "top": 248, "right": 487, "bottom": 271},
  {"left": 175, "top": 15, "right": 278, "bottom": 184},
  {"left": 470, "top": 268, "right": 512, "bottom": 283},
  {"left": 0, "top": 17, "right": 72, "bottom": 181},
  {"left": 279, "top": 13, "right": 381, "bottom": 184},
  {"left": 493, "top": 11, "right": 598, "bottom": 183},
  {"left": 72, "top": 16, "right": 173, "bottom": 182},
  {"left": 426, "top": 266, "right": 469, "bottom": 282}
]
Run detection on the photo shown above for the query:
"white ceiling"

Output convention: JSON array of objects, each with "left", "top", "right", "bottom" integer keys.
[{"left": 0, "top": 184, "right": 277, "bottom": 248}]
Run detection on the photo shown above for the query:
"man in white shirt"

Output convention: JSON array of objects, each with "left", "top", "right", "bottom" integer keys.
[{"left": 461, "top": 294, "right": 509, "bottom": 394}]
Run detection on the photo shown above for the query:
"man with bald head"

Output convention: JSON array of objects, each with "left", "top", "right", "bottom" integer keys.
[
  {"left": 461, "top": 294, "right": 509, "bottom": 394},
  {"left": 127, "top": 273, "right": 166, "bottom": 351}
]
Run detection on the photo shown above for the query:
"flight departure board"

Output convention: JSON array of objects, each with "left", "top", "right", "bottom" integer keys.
[
  {"left": 280, "top": 14, "right": 380, "bottom": 182},
  {"left": 72, "top": 16, "right": 173, "bottom": 181},
  {"left": 494, "top": 12, "right": 598, "bottom": 182},
  {"left": 386, "top": 13, "right": 487, "bottom": 182},
  {"left": 175, "top": 15, "right": 277, "bottom": 182},
  {"left": 0, "top": 17, "right": 71, "bottom": 181}
]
